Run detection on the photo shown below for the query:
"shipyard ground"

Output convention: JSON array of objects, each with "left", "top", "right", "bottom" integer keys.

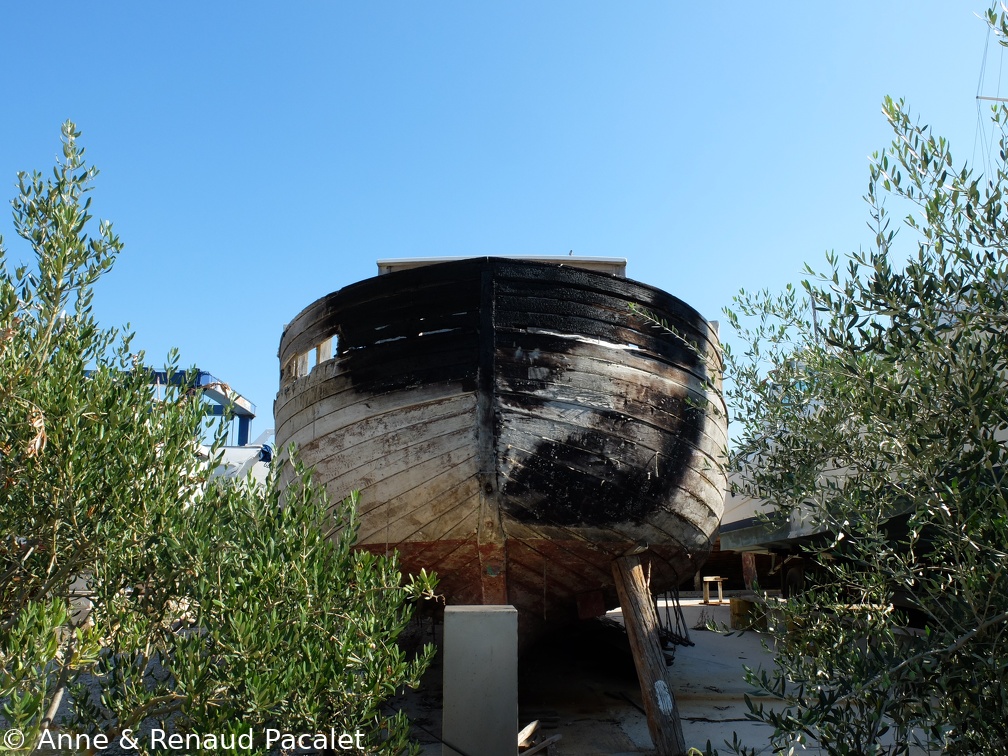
[{"left": 404, "top": 595, "right": 777, "bottom": 755}]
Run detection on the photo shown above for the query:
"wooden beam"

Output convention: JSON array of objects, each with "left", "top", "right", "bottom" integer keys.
[
  {"left": 521, "top": 734, "right": 562, "bottom": 755},
  {"left": 611, "top": 554, "right": 687, "bottom": 755}
]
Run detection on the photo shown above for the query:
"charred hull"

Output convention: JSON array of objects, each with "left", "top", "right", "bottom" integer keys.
[{"left": 275, "top": 257, "right": 727, "bottom": 642}]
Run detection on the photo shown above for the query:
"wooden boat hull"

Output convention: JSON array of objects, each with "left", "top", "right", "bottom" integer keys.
[{"left": 275, "top": 258, "right": 727, "bottom": 641}]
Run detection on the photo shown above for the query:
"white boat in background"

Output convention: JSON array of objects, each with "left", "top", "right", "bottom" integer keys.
[
  {"left": 719, "top": 473, "right": 828, "bottom": 553},
  {"left": 207, "top": 429, "right": 274, "bottom": 486},
  {"left": 150, "top": 368, "right": 274, "bottom": 486}
]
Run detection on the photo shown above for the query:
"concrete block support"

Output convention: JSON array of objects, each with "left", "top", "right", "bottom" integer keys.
[{"left": 442, "top": 605, "right": 518, "bottom": 756}]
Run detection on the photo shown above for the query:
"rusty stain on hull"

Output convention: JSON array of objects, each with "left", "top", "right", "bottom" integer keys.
[{"left": 275, "top": 257, "right": 727, "bottom": 642}]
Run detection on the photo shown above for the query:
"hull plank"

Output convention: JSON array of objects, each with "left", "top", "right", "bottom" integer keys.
[
  {"left": 497, "top": 414, "right": 725, "bottom": 514},
  {"left": 276, "top": 258, "right": 728, "bottom": 641},
  {"left": 333, "top": 437, "right": 478, "bottom": 522},
  {"left": 495, "top": 337, "right": 728, "bottom": 451},
  {"left": 359, "top": 470, "right": 482, "bottom": 545}
]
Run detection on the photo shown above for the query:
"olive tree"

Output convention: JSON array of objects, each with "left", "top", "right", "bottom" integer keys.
[
  {"left": 0, "top": 121, "right": 435, "bottom": 754},
  {"left": 721, "top": 11, "right": 1008, "bottom": 753}
]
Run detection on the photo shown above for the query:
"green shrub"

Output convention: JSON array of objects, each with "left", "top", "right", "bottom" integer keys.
[{"left": 1, "top": 121, "right": 435, "bottom": 754}]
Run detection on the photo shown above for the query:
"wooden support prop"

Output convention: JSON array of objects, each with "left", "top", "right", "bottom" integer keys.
[
  {"left": 521, "top": 734, "right": 562, "bottom": 755},
  {"left": 612, "top": 554, "right": 687, "bottom": 756}
]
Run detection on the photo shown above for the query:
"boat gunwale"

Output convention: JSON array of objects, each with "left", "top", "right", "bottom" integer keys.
[{"left": 278, "top": 257, "right": 722, "bottom": 379}]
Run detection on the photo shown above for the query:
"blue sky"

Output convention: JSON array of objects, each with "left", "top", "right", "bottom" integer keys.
[{"left": 0, "top": 3, "right": 1000, "bottom": 442}]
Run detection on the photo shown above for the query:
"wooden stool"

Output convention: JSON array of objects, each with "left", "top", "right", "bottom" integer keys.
[{"left": 702, "top": 576, "right": 725, "bottom": 605}]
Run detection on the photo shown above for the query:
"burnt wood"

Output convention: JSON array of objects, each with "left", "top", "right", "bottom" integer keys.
[{"left": 275, "top": 257, "right": 727, "bottom": 643}]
